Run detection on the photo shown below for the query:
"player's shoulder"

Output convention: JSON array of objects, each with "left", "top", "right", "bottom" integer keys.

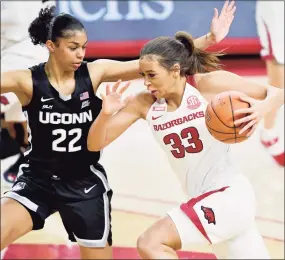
[
  {"left": 126, "top": 91, "right": 155, "bottom": 118},
  {"left": 28, "top": 62, "right": 45, "bottom": 73},
  {"left": 135, "top": 91, "right": 155, "bottom": 104},
  {"left": 198, "top": 70, "right": 234, "bottom": 82},
  {"left": 195, "top": 70, "right": 234, "bottom": 92},
  {"left": 4, "top": 69, "right": 32, "bottom": 88},
  {"left": 86, "top": 61, "right": 106, "bottom": 91}
]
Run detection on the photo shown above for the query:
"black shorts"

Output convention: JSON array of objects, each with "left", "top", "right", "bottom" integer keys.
[{"left": 2, "top": 164, "right": 113, "bottom": 248}]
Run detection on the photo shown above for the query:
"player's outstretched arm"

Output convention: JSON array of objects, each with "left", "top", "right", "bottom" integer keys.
[
  {"left": 1, "top": 70, "right": 32, "bottom": 122},
  {"left": 194, "top": 0, "right": 236, "bottom": 50},
  {"left": 87, "top": 80, "right": 146, "bottom": 151},
  {"left": 197, "top": 70, "right": 284, "bottom": 136},
  {"left": 87, "top": 0, "right": 236, "bottom": 85},
  {"left": 1, "top": 70, "right": 32, "bottom": 107}
]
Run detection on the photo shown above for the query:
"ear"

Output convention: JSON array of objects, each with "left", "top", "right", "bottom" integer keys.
[
  {"left": 46, "top": 40, "right": 56, "bottom": 53},
  {"left": 172, "top": 63, "right": 180, "bottom": 78}
]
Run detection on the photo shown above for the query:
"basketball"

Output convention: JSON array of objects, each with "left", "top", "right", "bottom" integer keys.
[{"left": 205, "top": 91, "right": 251, "bottom": 144}]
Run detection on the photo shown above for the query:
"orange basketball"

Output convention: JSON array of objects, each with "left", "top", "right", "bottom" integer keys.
[{"left": 205, "top": 91, "right": 251, "bottom": 144}]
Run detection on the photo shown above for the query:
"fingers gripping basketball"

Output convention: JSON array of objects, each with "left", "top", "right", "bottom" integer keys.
[{"left": 205, "top": 91, "right": 251, "bottom": 144}]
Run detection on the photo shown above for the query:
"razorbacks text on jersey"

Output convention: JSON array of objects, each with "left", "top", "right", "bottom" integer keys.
[
  {"left": 146, "top": 83, "right": 240, "bottom": 197},
  {"left": 21, "top": 62, "right": 104, "bottom": 179}
]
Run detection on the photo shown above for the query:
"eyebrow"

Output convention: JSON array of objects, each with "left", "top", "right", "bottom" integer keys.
[
  {"left": 68, "top": 41, "right": 88, "bottom": 45},
  {"left": 141, "top": 70, "right": 156, "bottom": 73}
]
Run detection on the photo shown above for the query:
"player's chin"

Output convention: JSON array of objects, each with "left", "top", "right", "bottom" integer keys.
[
  {"left": 71, "top": 63, "right": 82, "bottom": 70},
  {"left": 151, "top": 90, "right": 161, "bottom": 98}
]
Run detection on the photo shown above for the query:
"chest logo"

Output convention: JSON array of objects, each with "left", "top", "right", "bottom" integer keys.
[
  {"left": 41, "top": 97, "right": 54, "bottom": 102},
  {"left": 81, "top": 100, "right": 90, "bottom": 109},
  {"left": 187, "top": 95, "right": 201, "bottom": 110},
  {"left": 42, "top": 104, "right": 53, "bottom": 110},
  {"left": 152, "top": 115, "right": 162, "bottom": 120},
  {"left": 80, "top": 91, "right": 89, "bottom": 101}
]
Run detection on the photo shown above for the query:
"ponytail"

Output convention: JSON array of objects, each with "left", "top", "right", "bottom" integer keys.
[
  {"left": 28, "top": 5, "right": 85, "bottom": 47},
  {"left": 175, "top": 31, "right": 224, "bottom": 75},
  {"left": 28, "top": 5, "right": 55, "bottom": 46}
]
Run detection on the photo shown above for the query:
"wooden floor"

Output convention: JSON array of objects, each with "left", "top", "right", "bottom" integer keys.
[{"left": 1, "top": 76, "right": 284, "bottom": 259}]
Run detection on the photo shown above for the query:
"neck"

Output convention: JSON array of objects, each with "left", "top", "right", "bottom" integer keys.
[
  {"left": 165, "top": 77, "right": 187, "bottom": 108},
  {"left": 45, "top": 56, "right": 74, "bottom": 84}
]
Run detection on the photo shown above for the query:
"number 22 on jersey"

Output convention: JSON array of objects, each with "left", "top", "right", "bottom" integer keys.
[
  {"left": 163, "top": 127, "right": 203, "bottom": 158},
  {"left": 52, "top": 128, "right": 82, "bottom": 152}
]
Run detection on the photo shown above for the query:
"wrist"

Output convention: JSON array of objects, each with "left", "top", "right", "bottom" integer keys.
[
  {"left": 206, "top": 32, "right": 217, "bottom": 45},
  {"left": 101, "top": 110, "right": 113, "bottom": 117},
  {"left": 264, "top": 89, "right": 283, "bottom": 113}
]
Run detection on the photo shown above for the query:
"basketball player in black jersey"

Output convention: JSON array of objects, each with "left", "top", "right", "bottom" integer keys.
[{"left": 0, "top": 2, "right": 236, "bottom": 258}]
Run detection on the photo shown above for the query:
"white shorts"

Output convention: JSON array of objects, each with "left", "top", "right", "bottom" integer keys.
[
  {"left": 167, "top": 174, "right": 270, "bottom": 258},
  {"left": 256, "top": 1, "right": 284, "bottom": 64}
]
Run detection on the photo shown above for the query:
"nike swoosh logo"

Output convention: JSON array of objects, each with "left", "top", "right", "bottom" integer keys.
[
  {"left": 41, "top": 97, "right": 54, "bottom": 102},
  {"left": 152, "top": 115, "right": 162, "bottom": 120},
  {"left": 84, "top": 184, "right": 97, "bottom": 193}
]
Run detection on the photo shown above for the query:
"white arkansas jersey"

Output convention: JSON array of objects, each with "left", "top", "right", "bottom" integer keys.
[{"left": 146, "top": 84, "right": 239, "bottom": 197}]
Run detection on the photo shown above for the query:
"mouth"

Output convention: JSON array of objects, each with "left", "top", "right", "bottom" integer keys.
[{"left": 72, "top": 62, "right": 82, "bottom": 68}]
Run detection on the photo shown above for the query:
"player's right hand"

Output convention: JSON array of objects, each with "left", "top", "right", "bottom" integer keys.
[
  {"left": 210, "top": 0, "right": 236, "bottom": 43},
  {"left": 100, "top": 80, "right": 132, "bottom": 115}
]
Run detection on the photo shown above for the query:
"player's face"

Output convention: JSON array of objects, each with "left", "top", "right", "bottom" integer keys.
[
  {"left": 53, "top": 30, "right": 88, "bottom": 71},
  {"left": 139, "top": 56, "right": 177, "bottom": 99}
]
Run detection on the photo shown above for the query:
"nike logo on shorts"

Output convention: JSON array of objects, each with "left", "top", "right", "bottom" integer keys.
[{"left": 84, "top": 184, "right": 97, "bottom": 193}]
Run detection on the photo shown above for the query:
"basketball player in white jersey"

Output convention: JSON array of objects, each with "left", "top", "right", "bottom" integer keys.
[
  {"left": 255, "top": 1, "right": 284, "bottom": 166},
  {"left": 87, "top": 31, "right": 284, "bottom": 258}
]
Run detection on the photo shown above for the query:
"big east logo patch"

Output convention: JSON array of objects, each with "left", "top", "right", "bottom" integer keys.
[{"left": 201, "top": 206, "right": 216, "bottom": 225}]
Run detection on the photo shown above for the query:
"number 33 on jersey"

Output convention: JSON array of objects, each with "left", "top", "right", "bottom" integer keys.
[{"left": 146, "top": 84, "right": 229, "bottom": 185}]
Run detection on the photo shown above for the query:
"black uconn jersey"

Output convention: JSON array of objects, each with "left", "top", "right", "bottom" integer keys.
[{"left": 23, "top": 62, "right": 103, "bottom": 179}]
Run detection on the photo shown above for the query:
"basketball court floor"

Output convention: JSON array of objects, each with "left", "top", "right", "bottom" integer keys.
[{"left": 1, "top": 69, "right": 284, "bottom": 259}]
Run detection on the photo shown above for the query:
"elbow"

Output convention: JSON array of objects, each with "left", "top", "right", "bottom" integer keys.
[
  {"left": 87, "top": 146, "right": 100, "bottom": 152},
  {"left": 87, "top": 140, "right": 102, "bottom": 152}
]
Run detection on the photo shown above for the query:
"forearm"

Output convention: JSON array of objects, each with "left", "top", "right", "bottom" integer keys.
[
  {"left": 92, "top": 59, "right": 141, "bottom": 82},
  {"left": 87, "top": 111, "right": 112, "bottom": 151},
  {"left": 193, "top": 32, "right": 216, "bottom": 50}
]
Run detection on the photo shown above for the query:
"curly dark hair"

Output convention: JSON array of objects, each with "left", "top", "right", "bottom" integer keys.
[{"left": 28, "top": 5, "right": 85, "bottom": 46}]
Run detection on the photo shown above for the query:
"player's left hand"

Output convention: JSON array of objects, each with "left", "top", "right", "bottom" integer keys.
[
  {"left": 210, "top": 0, "right": 236, "bottom": 43},
  {"left": 233, "top": 96, "right": 270, "bottom": 137},
  {"left": 100, "top": 80, "right": 132, "bottom": 115}
]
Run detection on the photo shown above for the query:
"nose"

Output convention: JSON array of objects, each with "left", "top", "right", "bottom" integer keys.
[
  {"left": 77, "top": 48, "right": 85, "bottom": 59},
  {"left": 144, "top": 78, "right": 151, "bottom": 88}
]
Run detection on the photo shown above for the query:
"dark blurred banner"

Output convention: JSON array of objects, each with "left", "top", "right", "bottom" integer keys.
[{"left": 56, "top": 0, "right": 261, "bottom": 58}]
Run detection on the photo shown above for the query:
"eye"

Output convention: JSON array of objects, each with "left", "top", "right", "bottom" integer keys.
[
  {"left": 69, "top": 47, "right": 77, "bottom": 51},
  {"left": 148, "top": 74, "right": 156, "bottom": 78},
  {"left": 139, "top": 72, "right": 145, "bottom": 77}
]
